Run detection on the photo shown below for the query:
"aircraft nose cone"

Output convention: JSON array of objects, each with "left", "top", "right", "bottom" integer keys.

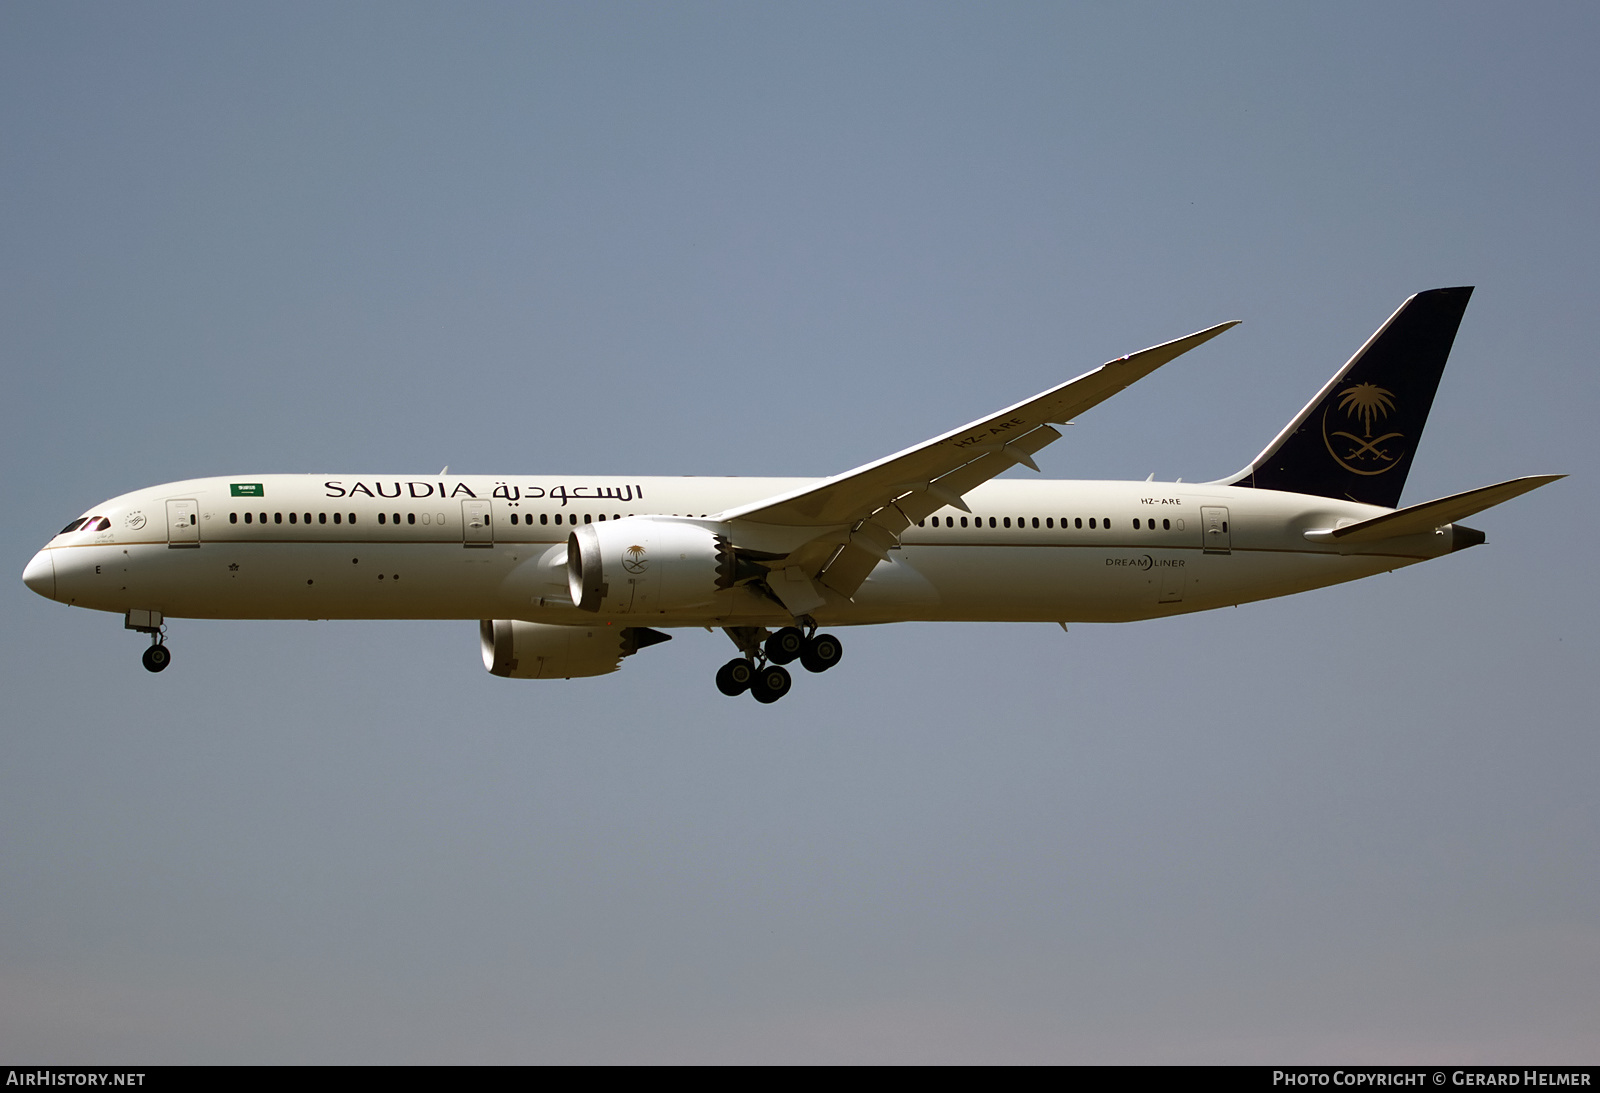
[{"left": 23, "top": 550, "right": 56, "bottom": 600}]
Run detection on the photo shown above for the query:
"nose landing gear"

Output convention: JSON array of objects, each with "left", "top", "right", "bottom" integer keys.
[
  {"left": 141, "top": 641, "right": 171, "bottom": 673},
  {"left": 126, "top": 609, "right": 170, "bottom": 673}
]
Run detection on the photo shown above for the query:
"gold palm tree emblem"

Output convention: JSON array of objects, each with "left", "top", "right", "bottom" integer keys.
[
  {"left": 622, "top": 544, "right": 649, "bottom": 573},
  {"left": 1336, "top": 383, "right": 1396, "bottom": 438}
]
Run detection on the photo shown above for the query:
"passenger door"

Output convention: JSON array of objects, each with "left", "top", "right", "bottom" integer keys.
[
  {"left": 1201, "top": 506, "right": 1231, "bottom": 555},
  {"left": 166, "top": 499, "right": 199, "bottom": 548},
  {"left": 462, "top": 499, "right": 493, "bottom": 547}
]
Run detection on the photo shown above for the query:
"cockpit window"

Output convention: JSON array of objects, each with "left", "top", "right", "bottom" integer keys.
[
  {"left": 59, "top": 516, "right": 108, "bottom": 535},
  {"left": 60, "top": 518, "right": 88, "bottom": 535}
]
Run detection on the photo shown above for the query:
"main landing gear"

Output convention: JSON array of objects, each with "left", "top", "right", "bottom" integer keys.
[
  {"left": 126, "top": 609, "right": 170, "bottom": 673},
  {"left": 715, "top": 624, "right": 842, "bottom": 703}
]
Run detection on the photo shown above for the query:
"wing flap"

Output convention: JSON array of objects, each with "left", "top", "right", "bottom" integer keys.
[{"left": 812, "top": 424, "right": 1067, "bottom": 597}]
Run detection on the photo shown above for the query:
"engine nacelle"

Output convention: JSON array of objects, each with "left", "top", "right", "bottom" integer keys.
[
  {"left": 479, "top": 619, "right": 670, "bottom": 679},
  {"left": 567, "top": 516, "right": 733, "bottom": 615}
]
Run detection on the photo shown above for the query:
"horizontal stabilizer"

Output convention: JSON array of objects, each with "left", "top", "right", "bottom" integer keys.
[{"left": 1305, "top": 475, "right": 1564, "bottom": 544}]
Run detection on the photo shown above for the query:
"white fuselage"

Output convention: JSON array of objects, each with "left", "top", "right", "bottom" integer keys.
[{"left": 27, "top": 473, "right": 1454, "bottom": 628}]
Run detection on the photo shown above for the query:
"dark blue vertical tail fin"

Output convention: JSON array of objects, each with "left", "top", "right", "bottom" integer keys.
[{"left": 1225, "top": 287, "right": 1473, "bottom": 509}]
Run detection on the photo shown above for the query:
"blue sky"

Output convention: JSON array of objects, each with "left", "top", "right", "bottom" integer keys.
[{"left": 2, "top": 3, "right": 1595, "bottom": 1062}]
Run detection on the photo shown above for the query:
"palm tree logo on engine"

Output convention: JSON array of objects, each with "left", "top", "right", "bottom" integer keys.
[
  {"left": 622, "top": 544, "right": 649, "bottom": 573},
  {"left": 1323, "top": 383, "right": 1404, "bottom": 476}
]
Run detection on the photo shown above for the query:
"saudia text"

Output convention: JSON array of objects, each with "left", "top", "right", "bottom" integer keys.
[{"left": 323, "top": 482, "right": 644, "bottom": 507}]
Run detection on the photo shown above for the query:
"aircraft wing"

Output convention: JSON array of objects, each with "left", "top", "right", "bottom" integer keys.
[{"left": 717, "top": 319, "right": 1238, "bottom": 602}]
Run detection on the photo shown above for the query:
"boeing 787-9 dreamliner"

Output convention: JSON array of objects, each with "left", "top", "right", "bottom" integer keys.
[{"left": 23, "top": 288, "right": 1561, "bottom": 702}]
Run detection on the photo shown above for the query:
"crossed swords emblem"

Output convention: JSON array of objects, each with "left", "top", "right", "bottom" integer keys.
[{"left": 1328, "top": 428, "right": 1404, "bottom": 463}]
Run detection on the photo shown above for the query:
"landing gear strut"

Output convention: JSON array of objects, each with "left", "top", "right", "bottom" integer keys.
[{"left": 716, "top": 623, "right": 842, "bottom": 702}]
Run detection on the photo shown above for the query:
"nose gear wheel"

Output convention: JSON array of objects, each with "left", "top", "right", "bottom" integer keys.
[{"left": 140, "top": 631, "right": 171, "bottom": 673}]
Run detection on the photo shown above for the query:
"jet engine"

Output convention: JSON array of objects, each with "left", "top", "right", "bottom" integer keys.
[
  {"left": 479, "top": 619, "right": 670, "bottom": 679},
  {"left": 567, "top": 516, "right": 735, "bottom": 615}
]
